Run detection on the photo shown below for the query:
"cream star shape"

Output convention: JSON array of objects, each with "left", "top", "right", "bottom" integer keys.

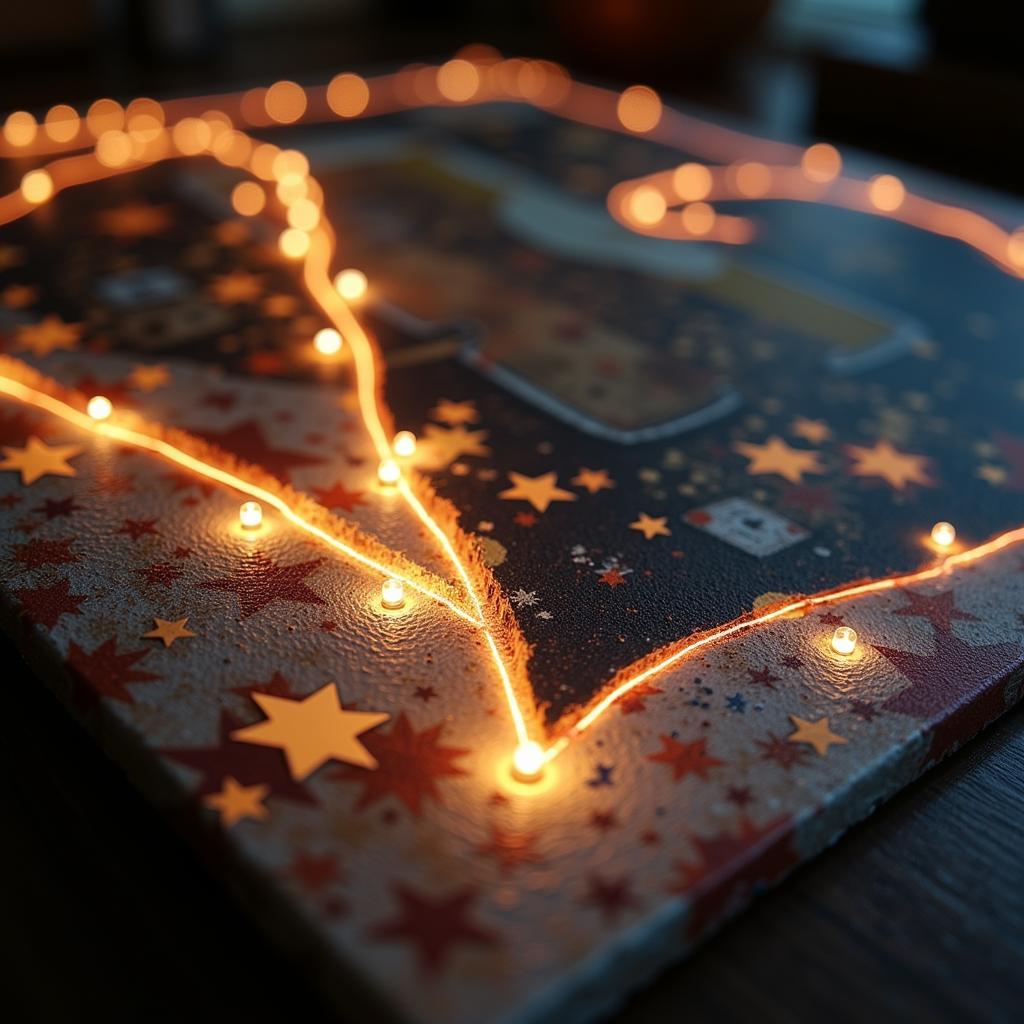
[
  {"left": 143, "top": 617, "right": 196, "bottom": 647},
  {"left": 572, "top": 467, "right": 615, "bottom": 493},
  {"left": 787, "top": 714, "right": 848, "bottom": 756},
  {"left": 845, "top": 439, "right": 933, "bottom": 489},
  {"left": 0, "top": 435, "right": 84, "bottom": 485},
  {"left": 202, "top": 776, "right": 269, "bottom": 826},
  {"left": 790, "top": 416, "right": 831, "bottom": 445},
  {"left": 429, "top": 398, "right": 478, "bottom": 426},
  {"left": 420, "top": 423, "right": 491, "bottom": 468},
  {"left": 231, "top": 683, "right": 389, "bottom": 780},
  {"left": 128, "top": 363, "right": 171, "bottom": 392},
  {"left": 733, "top": 435, "right": 825, "bottom": 484},
  {"left": 630, "top": 512, "right": 671, "bottom": 539},
  {"left": 498, "top": 471, "right": 577, "bottom": 513},
  {"left": 14, "top": 315, "right": 82, "bottom": 356}
]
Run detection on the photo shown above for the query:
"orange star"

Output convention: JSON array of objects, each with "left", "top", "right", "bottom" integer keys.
[
  {"left": 846, "top": 439, "right": 933, "bottom": 489},
  {"left": 429, "top": 398, "right": 478, "bottom": 427},
  {"left": 420, "top": 423, "right": 491, "bottom": 467},
  {"left": 231, "top": 683, "right": 389, "bottom": 780},
  {"left": 14, "top": 315, "right": 82, "bottom": 356},
  {"left": 498, "top": 471, "right": 577, "bottom": 513},
  {"left": 128, "top": 363, "right": 170, "bottom": 392},
  {"left": 787, "top": 715, "right": 847, "bottom": 756},
  {"left": 143, "top": 617, "right": 196, "bottom": 647},
  {"left": 790, "top": 416, "right": 831, "bottom": 444},
  {"left": 209, "top": 270, "right": 263, "bottom": 305},
  {"left": 0, "top": 435, "right": 83, "bottom": 485},
  {"left": 630, "top": 512, "right": 671, "bottom": 539},
  {"left": 572, "top": 467, "right": 615, "bottom": 493},
  {"left": 202, "top": 775, "right": 269, "bottom": 826},
  {"left": 733, "top": 435, "right": 824, "bottom": 484}
]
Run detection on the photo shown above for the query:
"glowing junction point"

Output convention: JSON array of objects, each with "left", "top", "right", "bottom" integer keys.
[
  {"left": 86, "top": 395, "right": 112, "bottom": 421},
  {"left": 393, "top": 430, "right": 416, "bottom": 458},
  {"left": 511, "top": 741, "right": 545, "bottom": 783},
  {"left": 831, "top": 625, "right": 858, "bottom": 656},
  {"left": 931, "top": 520, "right": 956, "bottom": 549},
  {"left": 381, "top": 577, "right": 406, "bottom": 610},
  {"left": 377, "top": 458, "right": 400, "bottom": 485},
  {"left": 239, "top": 500, "right": 263, "bottom": 529}
]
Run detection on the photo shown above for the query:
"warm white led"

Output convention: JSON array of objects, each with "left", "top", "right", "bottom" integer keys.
[
  {"left": 313, "top": 327, "right": 342, "bottom": 355},
  {"left": 831, "top": 625, "right": 858, "bottom": 656},
  {"left": 334, "top": 268, "right": 367, "bottom": 301},
  {"left": 393, "top": 430, "right": 416, "bottom": 458},
  {"left": 86, "top": 395, "right": 112, "bottom": 421},
  {"left": 377, "top": 458, "right": 400, "bottom": 485},
  {"left": 931, "top": 521, "right": 956, "bottom": 549},
  {"left": 511, "top": 741, "right": 545, "bottom": 783},
  {"left": 381, "top": 578, "right": 406, "bottom": 610},
  {"left": 239, "top": 500, "right": 263, "bottom": 529}
]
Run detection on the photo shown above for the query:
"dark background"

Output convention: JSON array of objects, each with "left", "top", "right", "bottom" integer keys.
[{"left": 2, "top": 2, "right": 1023, "bottom": 1021}]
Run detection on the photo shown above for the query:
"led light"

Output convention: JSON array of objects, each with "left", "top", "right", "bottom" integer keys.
[
  {"left": 378, "top": 458, "right": 400, "bottom": 485},
  {"left": 279, "top": 227, "right": 310, "bottom": 259},
  {"left": 511, "top": 741, "right": 545, "bottom": 783},
  {"left": 335, "top": 268, "right": 367, "bottom": 301},
  {"left": 239, "top": 500, "right": 263, "bottom": 529},
  {"left": 931, "top": 521, "right": 956, "bottom": 548},
  {"left": 86, "top": 395, "right": 112, "bottom": 421},
  {"left": 314, "top": 327, "right": 342, "bottom": 355},
  {"left": 381, "top": 578, "right": 406, "bottom": 610},
  {"left": 831, "top": 625, "right": 858, "bottom": 656},
  {"left": 393, "top": 430, "right": 416, "bottom": 457},
  {"left": 21, "top": 170, "right": 54, "bottom": 205}
]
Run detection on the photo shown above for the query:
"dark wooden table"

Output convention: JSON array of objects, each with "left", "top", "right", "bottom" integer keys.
[{"left": 3, "top": 642, "right": 1022, "bottom": 1023}]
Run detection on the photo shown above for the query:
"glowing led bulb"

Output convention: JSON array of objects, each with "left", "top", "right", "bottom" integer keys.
[
  {"left": 335, "top": 268, "right": 367, "bottom": 301},
  {"left": 314, "top": 327, "right": 342, "bottom": 355},
  {"left": 239, "top": 501, "right": 263, "bottom": 529},
  {"left": 511, "top": 741, "right": 545, "bottom": 783},
  {"left": 378, "top": 458, "right": 400, "bottom": 485},
  {"left": 381, "top": 578, "right": 406, "bottom": 610},
  {"left": 393, "top": 430, "right": 416, "bottom": 457},
  {"left": 86, "top": 395, "right": 112, "bottom": 421},
  {"left": 931, "top": 521, "right": 956, "bottom": 548},
  {"left": 831, "top": 625, "right": 858, "bottom": 656}
]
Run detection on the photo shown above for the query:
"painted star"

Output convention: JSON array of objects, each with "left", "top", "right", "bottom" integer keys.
[
  {"left": 477, "top": 826, "right": 543, "bottom": 874},
  {"left": 630, "top": 512, "right": 671, "bottom": 539},
  {"left": 733, "top": 435, "right": 824, "bottom": 483},
  {"left": 420, "top": 423, "right": 491, "bottom": 467},
  {"left": 312, "top": 480, "right": 365, "bottom": 514},
  {"left": 846, "top": 439, "right": 934, "bottom": 489},
  {"left": 787, "top": 714, "right": 848, "bottom": 756},
  {"left": 143, "top": 617, "right": 197, "bottom": 647},
  {"left": 209, "top": 270, "right": 263, "bottom": 305},
  {"left": 231, "top": 683, "right": 389, "bottom": 780},
  {"left": 598, "top": 566, "right": 627, "bottom": 587},
  {"left": 0, "top": 436, "right": 83, "bottom": 485},
  {"left": 893, "top": 589, "right": 979, "bottom": 634},
  {"left": 201, "top": 553, "right": 326, "bottom": 618},
  {"left": 646, "top": 735, "right": 723, "bottom": 781},
  {"left": 572, "top": 467, "right": 615, "bottom": 493},
  {"left": 498, "top": 471, "right": 576, "bottom": 513},
  {"left": 128, "top": 363, "right": 170, "bottom": 392},
  {"left": 790, "top": 416, "right": 831, "bottom": 444},
  {"left": 197, "top": 420, "right": 325, "bottom": 483},
  {"left": 202, "top": 775, "right": 269, "bottom": 826},
  {"left": 14, "top": 315, "right": 82, "bottom": 356},
  {"left": 429, "top": 398, "right": 478, "bottom": 427},
  {"left": 14, "top": 577, "right": 86, "bottom": 629}
]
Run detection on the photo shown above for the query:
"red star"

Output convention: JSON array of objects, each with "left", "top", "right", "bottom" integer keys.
[
  {"left": 599, "top": 567, "right": 627, "bottom": 588},
  {"left": 288, "top": 852, "right": 340, "bottom": 893},
  {"left": 646, "top": 735, "right": 723, "bottom": 782},
  {"left": 137, "top": 562, "right": 182, "bottom": 588},
  {"left": 67, "top": 637, "right": 159, "bottom": 706},
  {"left": 118, "top": 517, "right": 158, "bottom": 540},
  {"left": 590, "top": 810, "right": 618, "bottom": 832},
  {"left": 202, "top": 553, "right": 326, "bottom": 618},
  {"left": 756, "top": 732, "right": 809, "bottom": 770},
  {"left": 161, "top": 711, "right": 316, "bottom": 806},
  {"left": 513, "top": 511, "right": 537, "bottom": 527},
  {"left": 779, "top": 482, "right": 839, "bottom": 517},
  {"left": 893, "top": 589, "right": 980, "bottom": 634},
  {"left": 14, "top": 577, "right": 86, "bottom": 628},
  {"left": 197, "top": 419, "right": 325, "bottom": 483},
  {"left": 413, "top": 685, "right": 438, "bottom": 703},
  {"left": 161, "top": 470, "right": 216, "bottom": 497},
  {"left": 619, "top": 682, "right": 663, "bottom": 715},
  {"left": 35, "top": 496, "right": 80, "bottom": 519},
  {"left": 476, "top": 826, "right": 543, "bottom": 874},
  {"left": 817, "top": 610, "right": 845, "bottom": 626},
  {"left": 874, "top": 631, "right": 1024, "bottom": 761},
  {"left": 848, "top": 699, "right": 879, "bottom": 721},
  {"left": 311, "top": 481, "right": 365, "bottom": 514},
  {"left": 670, "top": 814, "right": 797, "bottom": 938},
  {"left": 0, "top": 493, "right": 22, "bottom": 508},
  {"left": 332, "top": 713, "right": 469, "bottom": 816},
  {"left": 231, "top": 670, "right": 297, "bottom": 700},
  {"left": 0, "top": 408, "right": 52, "bottom": 447},
  {"left": 746, "top": 667, "right": 780, "bottom": 689},
  {"left": 726, "top": 785, "right": 753, "bottom": 807},
  {"left": 583, "top": 874, "right": 637, "bottom": 922},
  {"left": 201, "top": 390, "right": 237, "bottom": 411},
  {"left": 13, "top": 536, "right": 78, "bottom": 569},
  {"left": 368, "top": 884, "right": 497, "bottom": 976}
]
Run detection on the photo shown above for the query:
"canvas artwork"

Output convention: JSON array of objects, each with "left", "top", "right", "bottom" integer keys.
[{"left": 1, "top": 61, "right": 1022, "bottom": 1023}]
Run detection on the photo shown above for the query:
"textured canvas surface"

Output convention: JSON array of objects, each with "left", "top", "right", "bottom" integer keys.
[{"left": 1, "top": 94, "right": 1023, "bottom": 1024}]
